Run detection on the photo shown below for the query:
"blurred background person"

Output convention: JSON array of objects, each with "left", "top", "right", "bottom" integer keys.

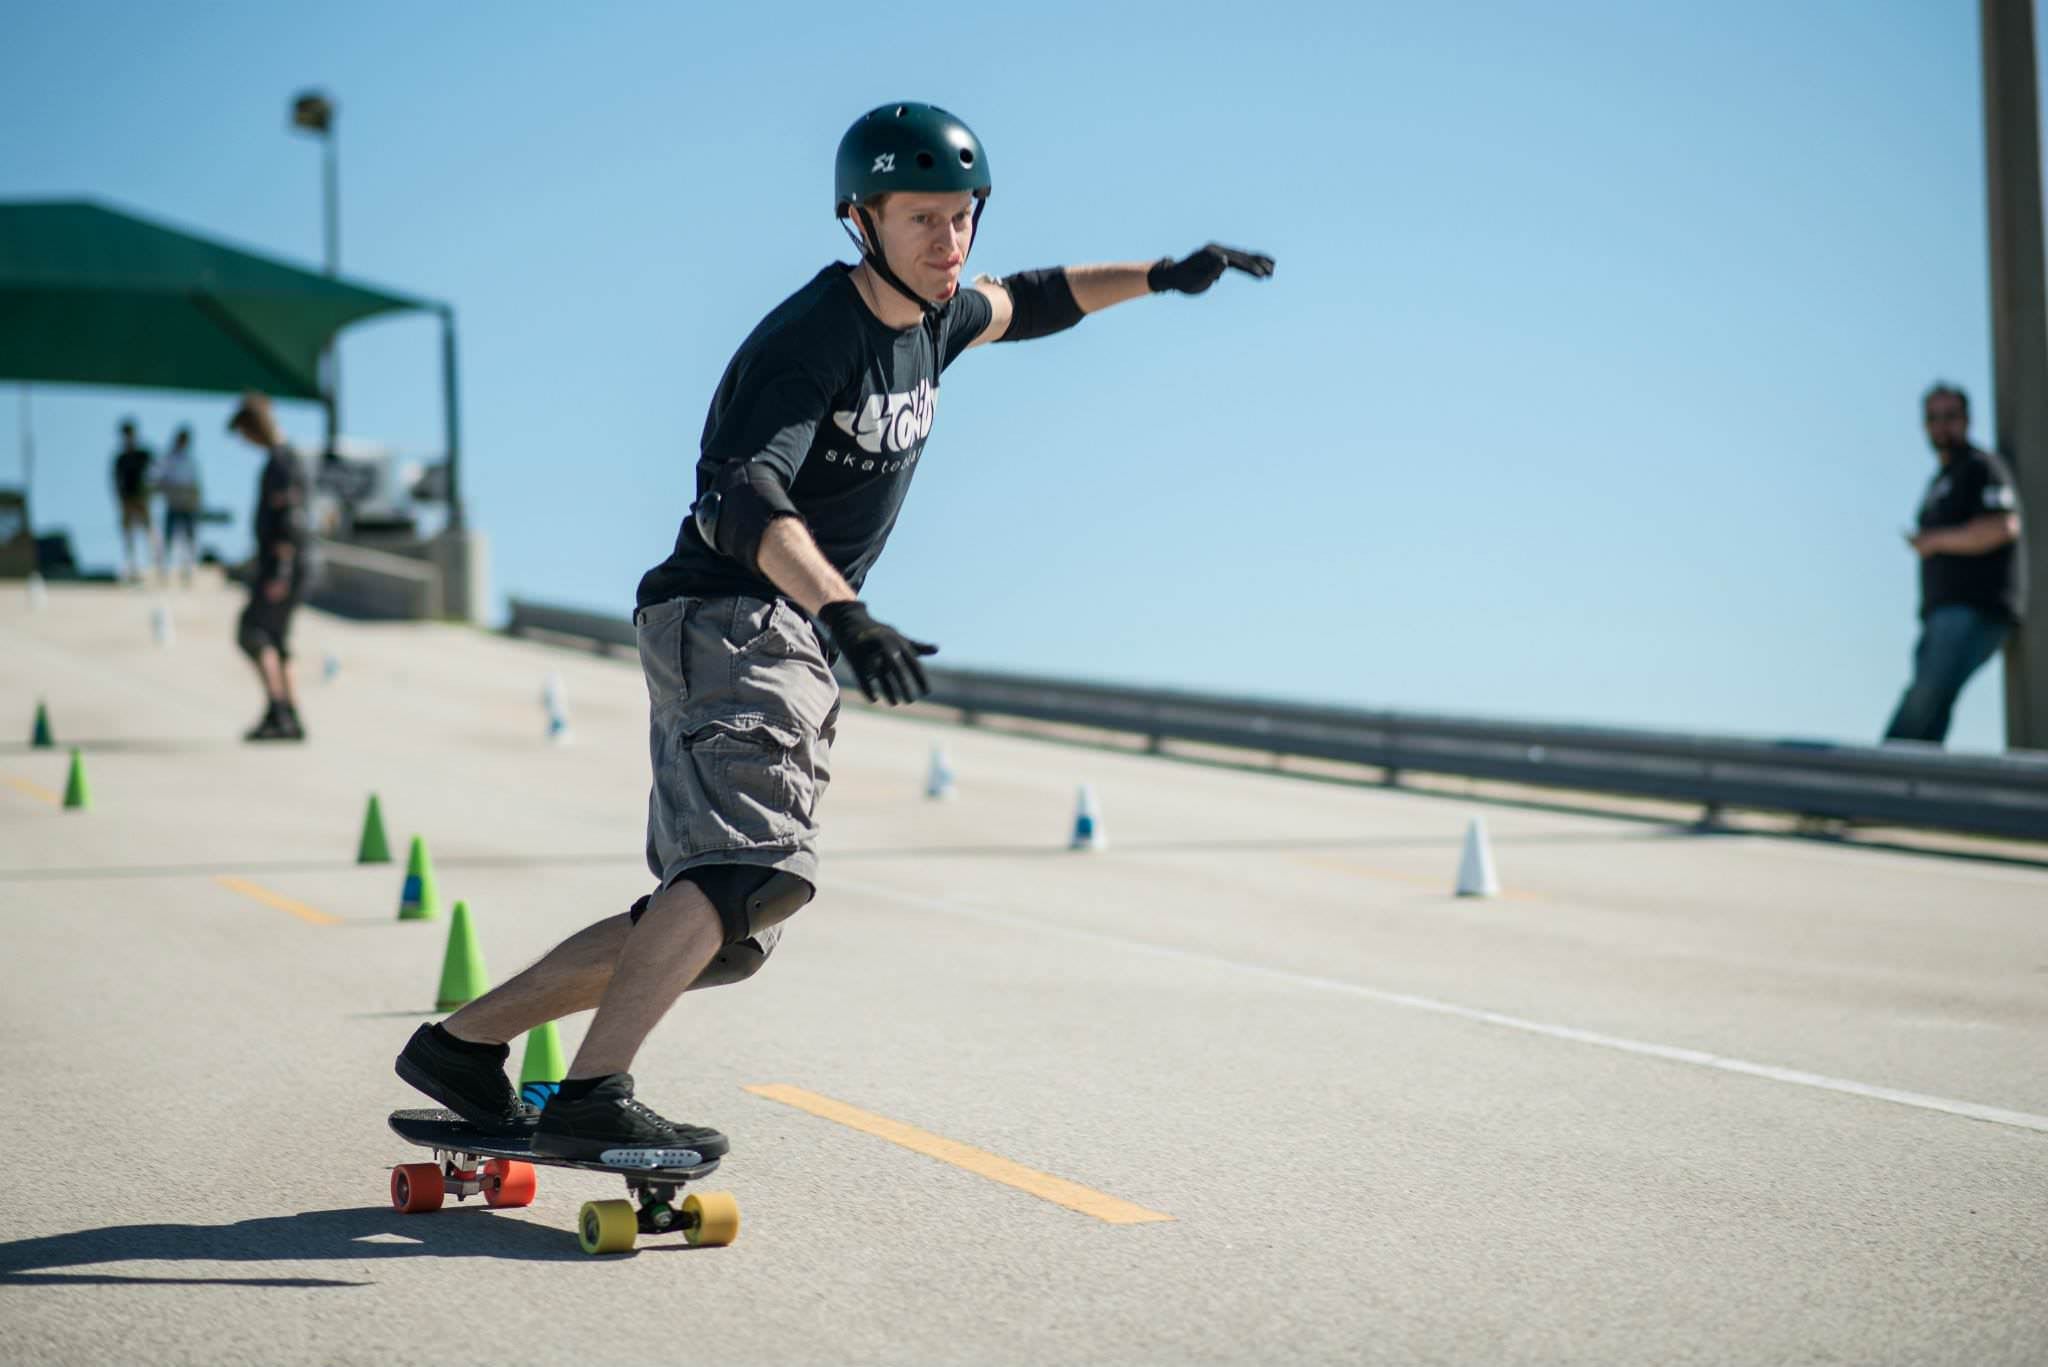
[
  {"left": 226, "top": 393, "right": 308, "bottom": 741},
  {"left": 1882, "top": 382, "right": 2026, "bottom": 745},
  {"left": 157, "top": 424, "right": 203, "bottom": 587},
  {"left": 110, "top": 417, "right": 159, "bottom": 583}
]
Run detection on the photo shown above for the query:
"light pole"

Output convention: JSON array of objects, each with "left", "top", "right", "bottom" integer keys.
[
  {"left": 290, "top": 89, "right": 340, "bottom": 456},
  {"left": 1979, "top": 0, "right": 2048, "bottom": 751}
]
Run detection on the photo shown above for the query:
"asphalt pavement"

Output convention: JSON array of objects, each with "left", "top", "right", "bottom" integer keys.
[{"left": 3, "top": 581, "right": 2044, "bottom": 1365}]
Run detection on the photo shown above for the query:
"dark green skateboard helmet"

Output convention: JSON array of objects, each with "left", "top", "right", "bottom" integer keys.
[
  {"left": 835, "top": 102, "right": 992, "bottom": 316},
  {"left": 834, "top": 102, "right": 992, "bottom": 216}
]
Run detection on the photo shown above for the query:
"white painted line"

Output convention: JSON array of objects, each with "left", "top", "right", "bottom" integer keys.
[
  {"left": 837, "top": 877, "right": 2048, "bottom": 1137},
  {"left": 1727, "top": 834, "right": 2048, "bottom": 889}
]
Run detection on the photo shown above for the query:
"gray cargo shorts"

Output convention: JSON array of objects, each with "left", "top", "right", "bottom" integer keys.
[{"left": 636, "top": 594, "right": 840, "bottom": 893}]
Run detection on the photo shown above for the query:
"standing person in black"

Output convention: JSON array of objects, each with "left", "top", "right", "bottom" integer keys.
[
  {"left": 1882, "top": 383, "right": 2026, "bottom": 744},
  {"left": 226, "top": 393, "right": 308, "bottom": 742},
  {"left": 392, "top": 102, "right": 1275, "bottom": 1161},
  {"left": 111, "top": 419, "right": 159, "bottom": 583}
]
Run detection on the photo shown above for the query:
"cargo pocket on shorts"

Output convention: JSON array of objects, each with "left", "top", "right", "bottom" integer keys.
[
  {"left": 683, "top": 714, "right": 813, "bottom": 851},
  {"left": 728, "top": 599, "right": 839, "bottom": 739}
]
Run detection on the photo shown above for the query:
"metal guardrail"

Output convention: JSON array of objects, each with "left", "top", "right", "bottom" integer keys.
[{"left": 506, "top": 596, "right": 2048, "bottom": 841}]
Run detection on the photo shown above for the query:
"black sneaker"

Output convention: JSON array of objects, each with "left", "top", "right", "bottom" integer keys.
[
  {"left": 532, "top": 1073, "right": 728, "bottom": 1164},
  {"left": 244, "top": 705, "right": 290, "bottom": 742},
  {"left": 277, "top": 704, "right": 306, "bottom": 741},
  {"left": 394, "top": 1022, "right": 538, "bottom": 1132}
]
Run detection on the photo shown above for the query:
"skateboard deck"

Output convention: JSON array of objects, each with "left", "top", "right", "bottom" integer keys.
[{"left": 386, "top": 1108, "right": 739, "bottom": 1254}]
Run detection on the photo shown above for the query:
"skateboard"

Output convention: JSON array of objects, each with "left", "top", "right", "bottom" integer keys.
[{"left": 386, "top": 1108, "right": 740, "bottom": 1255}]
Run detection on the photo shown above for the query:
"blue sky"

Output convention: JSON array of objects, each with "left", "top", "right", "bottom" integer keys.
[{"left": 0, "top": 0, "right": 2019, "bottom": 751}]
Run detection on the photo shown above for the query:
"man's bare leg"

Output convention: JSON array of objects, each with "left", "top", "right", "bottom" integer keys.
[
  {"left": 441, "top": 912, "right": 635, "bottom": 1045},
  {"left": 567, "top": 880, "right": 723, "bottom": 1078},
  {"left": 254, "top": 646, "right": 287, "bottom": 702}
]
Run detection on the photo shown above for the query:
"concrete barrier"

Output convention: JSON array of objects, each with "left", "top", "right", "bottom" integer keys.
[{"left": 309, "top": 539, "right": 444, "bottom": 620}]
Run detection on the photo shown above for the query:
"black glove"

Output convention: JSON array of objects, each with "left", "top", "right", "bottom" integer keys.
[
  {"left": 818, "top": 600, "right": 938, "bottom": 705},
  {"left": 1147, "top": 243, "right": 1276, "bottom": 295}
]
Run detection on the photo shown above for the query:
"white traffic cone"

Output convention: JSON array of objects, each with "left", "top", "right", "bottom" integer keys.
[
  {"left": 542, "top": 671, "right": 571, "bottom": 743},
  {"left": 150, "top": 602, "right": 175, "bottom": 648},
  {"left": 1455, "top": 817, "right": 1499, "bottom": 898},
  {"left": 926, "top": 745, "right": 956, "bottom": 800},
  {"left": 1070, "top": 783, "right": 1106, "bottom": 851},
  {"left": 26, "top": 573, "right": 47, "bottom": 612}
]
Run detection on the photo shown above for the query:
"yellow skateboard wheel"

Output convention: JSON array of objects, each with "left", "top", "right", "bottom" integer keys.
[
  {"left": 578, "top": 1199, "right": 638, "bottom": 1255},
  {"left": 683, "top": 1191, "right": 740, "bottom": 1247}
]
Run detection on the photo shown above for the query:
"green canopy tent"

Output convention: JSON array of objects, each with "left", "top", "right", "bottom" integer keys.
[{"left": 0, "top": 198, "right": 464, "bottom": 525}]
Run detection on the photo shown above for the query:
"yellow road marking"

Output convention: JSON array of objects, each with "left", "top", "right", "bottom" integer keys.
[
  {"left": 745, "top": 1084, "right": 1173, "bottom": 1226},
  {"left": 1294, "top": 853, "right": 1545, "bottom": 902},
  {"left": 214, "top": 874, "right": 341, "bottom": 926},
  {"left": 3, "top": 773, "right": 60, "bottom": 806}
]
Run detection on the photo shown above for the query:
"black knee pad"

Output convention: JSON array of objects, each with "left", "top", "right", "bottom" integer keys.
[
  {"left": 625, "top": 895, "right": 787, "bottom": 991},
  {"left": 681, "top": 865, "right": 814, "bottom": 945},
  {"left": 628, "top": 867, "right": 814, "bottom": 944},
  {"left": 689, "top": 922, "right": 785, "bottom": 992}
]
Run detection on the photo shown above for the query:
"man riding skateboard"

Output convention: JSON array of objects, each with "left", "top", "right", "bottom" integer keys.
[{"left": 395, "top": 101, "right": 1274, "bottom": 1161}]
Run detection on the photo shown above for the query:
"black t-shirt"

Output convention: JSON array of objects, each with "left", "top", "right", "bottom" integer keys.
[
  {"left": 1915, "top": 444, "right": 2025, "bottom": 623},
  {"left": 252, "top": 448, "right": 308, "bottom": 591},
  {"left": 113, "top": 446, "right": 152, "bottom": 499},
  {"left": 637, "top": 264, "right": 994, "bottom": 608}
]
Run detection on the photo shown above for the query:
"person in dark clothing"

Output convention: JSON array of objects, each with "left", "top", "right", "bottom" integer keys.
[
  {"left": 111, "top": 419, "right": 160, "bottom": 583},
  {"left": 226, "top": 393, "right": 308, "bottom": 742},
  {"left": 1882, "top": 383, "right": 2026, "bottom": 744},
  {"left": 392, "top": 102, "right": 1275, "bottom": 1163}
]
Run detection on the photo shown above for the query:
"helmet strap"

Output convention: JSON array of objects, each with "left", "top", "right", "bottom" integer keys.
[
  {"left": 842, "top": 198, "right": 990, "bottom": 321},
  {"left": 848, "top": 205, "right": 938, "bottom": 320}
]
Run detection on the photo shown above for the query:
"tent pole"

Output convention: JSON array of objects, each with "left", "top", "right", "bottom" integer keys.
[
  {"left": 439, "top": 305, "right": 463, "bottom": 530},
  {"left": 18, "top": 385, "right": 31, "bottom": 499}
]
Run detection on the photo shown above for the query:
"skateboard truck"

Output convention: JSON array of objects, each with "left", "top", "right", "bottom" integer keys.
[{"left": 426, "top": 1148, "right": 508, "bottom": 1204}]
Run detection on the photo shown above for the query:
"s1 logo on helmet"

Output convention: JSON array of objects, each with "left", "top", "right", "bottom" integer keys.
[{"left": 871, "top": 154, "right": 896, "bottom": 174}]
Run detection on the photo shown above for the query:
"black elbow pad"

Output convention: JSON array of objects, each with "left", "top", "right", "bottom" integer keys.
[
  {"left": 691, "top": 460, "right": 801, "bottom": 571},
  {"left": 996, "top": 267, "right": 1084, "bottom": 343}
]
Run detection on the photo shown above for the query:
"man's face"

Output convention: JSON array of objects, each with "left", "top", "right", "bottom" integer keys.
[
  {"left": 868, "top": 192, "right": 975, "bottom": 304},
  {"left": 1923, "top": 395, "right": 1969, "bottom": 453}
]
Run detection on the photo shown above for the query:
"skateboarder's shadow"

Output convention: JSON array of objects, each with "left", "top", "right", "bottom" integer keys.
[{"left": 0, "top": 1204, "right": 589, "bottom": 1287}]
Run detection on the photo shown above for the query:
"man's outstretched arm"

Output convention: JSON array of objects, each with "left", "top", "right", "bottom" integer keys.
[{"left": 968, "top": 243, "right": 1275, "bottom": 348}]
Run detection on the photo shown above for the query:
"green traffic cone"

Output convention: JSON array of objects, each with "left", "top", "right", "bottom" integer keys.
[
  {"left": 357, "top": 793, "right": 391, "bottom": 864},
  {"left": 398, "top": 835, "right": 439, "bottom": 921},
  {"left": 31, "top": 701, "right": 53, "bottom": 749},
  {"left": 434, "top": 900, "right": 489, "bottom": 1011},
  {"left": 518, "top": 1021, "right": 568, "bottom": 1107},
  {"left": 62, "top": 748, "right": 90, "bottom": 811}
]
